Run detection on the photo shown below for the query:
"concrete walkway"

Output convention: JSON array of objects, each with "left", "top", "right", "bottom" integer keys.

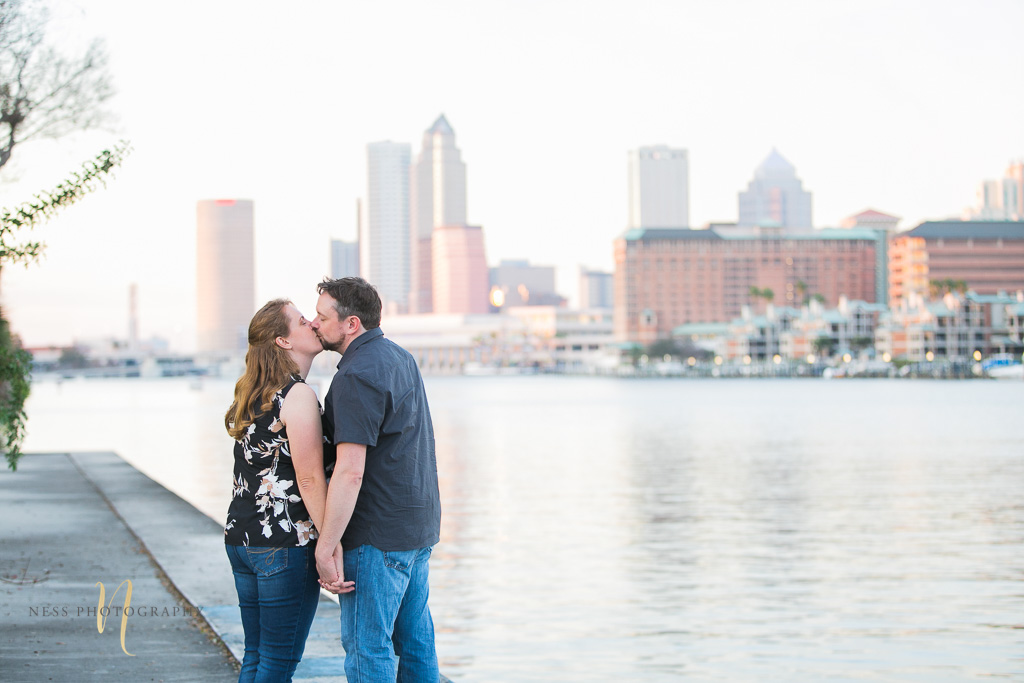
[
  {"left": 0, "top": 452, "right": 388, "bottom": 682},
  {"left": 0, "top": 452, "right": 238, "bottom": 681}
]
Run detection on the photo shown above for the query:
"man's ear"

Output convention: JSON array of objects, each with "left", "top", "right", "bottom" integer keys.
[{"left": 275, "top": 336, "right": 290, "bottom": 349}]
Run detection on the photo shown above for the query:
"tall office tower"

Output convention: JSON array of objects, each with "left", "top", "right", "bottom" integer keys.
[
  {"left": 628, "top": 145, "right": 689, "bottom": 228},
  {"left": 737, "top": 149, "right": 813, "bottom": 232},
  {"left": 432, "top": 224, "right": 488, "bottom": 314},
  {"left": 579, "top": 268, "right": 614, "bottom": 309},
  {"left": 196, "top": 199, "right": 255, "bottom": 353},
  {"left": 330, "top": 239, "right": 359, "bottom": 279},
  {"left": 409, "top": 114, "right": 468, "bottom": 313},
  {"left": 362, "top": 141, "right": 411, "bottom": 313},
  {"left": 966, "top": 161, "right": 1024, "bottom": 220}
]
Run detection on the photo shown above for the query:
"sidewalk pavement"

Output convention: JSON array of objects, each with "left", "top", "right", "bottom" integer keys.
[{"left": 2, "top": 452, "right": 449, "bottom": 682}]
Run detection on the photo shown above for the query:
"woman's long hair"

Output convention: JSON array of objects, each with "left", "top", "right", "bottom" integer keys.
[{"left": 225, "top": 299, "right": 300, "bottom": 440}]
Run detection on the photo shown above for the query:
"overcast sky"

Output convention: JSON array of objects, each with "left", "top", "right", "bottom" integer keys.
[{"left": 2, "top": 0, "right": 1022, "bottom": 350}]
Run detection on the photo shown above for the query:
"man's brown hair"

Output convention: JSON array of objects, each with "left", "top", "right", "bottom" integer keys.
[{"left": 317, "top": 277, "right": 382, "bottom": 330}]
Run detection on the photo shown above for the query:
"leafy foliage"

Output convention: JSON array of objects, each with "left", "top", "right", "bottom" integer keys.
[
  {"left": 0, "top": 142, "right": 129, "bottom": 470},
  {"left": 0, "top": 0, "right": 121, "bottom": 471},
  {"left": 0, "top": 141, "right": 130, "bottom": 265},
  {"left": 0, "top": 307, "right": 30, "bottom": 470}
]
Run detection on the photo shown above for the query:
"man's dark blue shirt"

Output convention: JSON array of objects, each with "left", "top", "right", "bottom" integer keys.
[{"left": 322, "top": 327, "right": 441, "bottom": 552}]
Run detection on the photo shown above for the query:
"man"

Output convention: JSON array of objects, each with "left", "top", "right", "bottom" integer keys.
[{"left": 310, "top": 276, "right": 441, "bottom": 683}]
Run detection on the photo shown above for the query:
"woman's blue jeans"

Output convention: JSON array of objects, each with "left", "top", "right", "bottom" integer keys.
[
  {"left": 340, "top": 544, "right": 438, "bottom": 683},
  {"left": 225, "top": 544, "right": 320, "bottom": 683}
]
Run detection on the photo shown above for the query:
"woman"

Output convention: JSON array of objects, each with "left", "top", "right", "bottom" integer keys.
[{"left": 224, "top": 299, "right": 329, "bottom": 682}]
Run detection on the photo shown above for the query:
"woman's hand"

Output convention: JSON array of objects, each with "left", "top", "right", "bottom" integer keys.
[{"left": 316, "top": 543, "right": 355, "bottom": 594}]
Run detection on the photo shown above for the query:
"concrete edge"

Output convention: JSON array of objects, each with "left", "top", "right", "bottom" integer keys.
[{"left": 65, "top": 452, "right": 240, "bottom": 671}]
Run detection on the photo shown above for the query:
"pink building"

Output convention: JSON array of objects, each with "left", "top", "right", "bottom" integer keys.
[{"left": 432, "top": 225, "right": 489, "bottom": 314}]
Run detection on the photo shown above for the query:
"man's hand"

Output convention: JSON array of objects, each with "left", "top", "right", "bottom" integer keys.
[{"left": 316, "top": 543, "right": 355, "bottom": 594}]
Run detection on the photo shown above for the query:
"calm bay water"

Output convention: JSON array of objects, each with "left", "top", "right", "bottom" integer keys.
[{"left": 22, "top": 375, "right": 1024, "bottom": 681}]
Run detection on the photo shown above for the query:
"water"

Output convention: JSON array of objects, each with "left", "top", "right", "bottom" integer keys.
[{"left": 22, "top": 375, "right": 1024, "bottom": 681}]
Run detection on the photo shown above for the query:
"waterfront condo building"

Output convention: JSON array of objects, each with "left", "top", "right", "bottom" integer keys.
[
  {"left": 432, "top": 224, "right": 489, "bottom": 314},
  {"left": 888, "top": 221, "right": 1024, "bottom": 306},
  {"left": 409, "top": 114, "right": 468, "bottom": 314},
  {"left": 876, "top": 291, "right": 1024, "bottom": 361},
  {"left": 628, "top": 145, "right": 689, "bottom": 229},
  {"left": 196, "top": 199, "right": 255, "bottom": 354},
  {"left": 737, "top": 149, "right": 813, "bottom": 232},
  {"left": 363, "top": 141, "right": 411, "bottom": 314},
  {"left": 614, "top": 227, "right": 881, "bottom": 343}
]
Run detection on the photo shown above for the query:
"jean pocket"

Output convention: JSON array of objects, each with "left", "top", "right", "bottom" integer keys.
[
  {"left": 382, "top": 548, "right": 418, "bottom": 571},
  {"left": 246, "top": 547, "right": 288, "bottom": 577}
]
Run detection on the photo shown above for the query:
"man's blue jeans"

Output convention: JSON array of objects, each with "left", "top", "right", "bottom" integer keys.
[
  {"left": 226, "top": 544, "right": 320, "bottom": 683},
  {"left": 340, "top": 544, "right": 438, "bottom": 683}
]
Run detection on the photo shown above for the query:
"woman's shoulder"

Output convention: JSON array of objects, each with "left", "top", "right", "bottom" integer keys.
[{"left": 280, "top": 377, "right": 319, "bottom": 411}]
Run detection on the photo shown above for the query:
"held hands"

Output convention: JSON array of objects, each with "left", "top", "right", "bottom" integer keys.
[{"left": 315, "top": 543, "right": 355, "bottom": 594}]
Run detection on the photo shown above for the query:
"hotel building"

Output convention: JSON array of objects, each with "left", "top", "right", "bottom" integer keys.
[
  {"left": 888, "top": 221, "right": 1024, "bottom": 306},
  {"left": 614, "top": 227, "right": 882, "bottom": 343}
]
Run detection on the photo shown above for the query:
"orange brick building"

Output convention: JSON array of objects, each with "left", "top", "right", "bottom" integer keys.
[
  {"left": 614, "top": 228, "right": 882, "bottom": 343},
  {"left": 889, "top": 222, "right": 1024, "bottom": 305}
]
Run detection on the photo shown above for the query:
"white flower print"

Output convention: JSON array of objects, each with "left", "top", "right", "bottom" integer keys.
[
  {"left": 232, "top": 472, "right": 248, "bottom": 498},
  {"left": 226, "top": 378, "right": 320, "bottom": 548},
  {"left": 294, "top": 520, "right": 316, "bottom": 545}
]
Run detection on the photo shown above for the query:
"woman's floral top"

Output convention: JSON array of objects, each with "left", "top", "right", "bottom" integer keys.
[{"left": 225, "top": 377, "right": 318, "bottom": 547}]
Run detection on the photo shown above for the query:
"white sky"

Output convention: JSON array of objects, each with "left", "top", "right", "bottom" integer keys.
[{"left": 2, "top": 0, "right": 1022, "bottom": 350}]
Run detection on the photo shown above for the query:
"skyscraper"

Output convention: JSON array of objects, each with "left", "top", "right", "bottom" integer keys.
[
  {"left": 966, "top": 161, "right": 1024, "bottom": 221},
  {"left": 579, "top": 268, "right": 614, "bottom": 310},
  {"left": 409, "top": 114, "right": 468, "bottom": 313},
  {"left": 737, "top": 149, "right": 813, "bottom": 232},
  {"left": 330, "top": 239, "right": 359, "bottom": 279},
  {"left": 628, "top": 145, "right": 689, "bottom": 228},
  {"left": 363, "top": 141, "right": 411, "bottom": 313},
  {"left": 432, "top": 225, "right": 488, "bottom": 315},
  {"left": 196, "top": 199, "right": 255, "bottom": 353}
]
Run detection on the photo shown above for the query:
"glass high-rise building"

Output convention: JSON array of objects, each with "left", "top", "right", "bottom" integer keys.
[
  {"left": 628, "top": 145, "right": 689, "bottom": 229},
  {"left": 196, "top": 199, "right": 255, "bottom": 354},
  {"left": 330, "top": 239, "right": 359, "bottom": 279},
  {"left": 410, "top": 114, "right": 467, "bottom": 313},
  {"left": 737, "top": 149, "right": 813, "bottom": 232},
  {"left": 363, "top": 141, "right": 411, "bottom": 313}
]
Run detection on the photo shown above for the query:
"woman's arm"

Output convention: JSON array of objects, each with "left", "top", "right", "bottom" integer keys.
[{"left": 280, "top": 382, "right": 328, "bottom": 535}]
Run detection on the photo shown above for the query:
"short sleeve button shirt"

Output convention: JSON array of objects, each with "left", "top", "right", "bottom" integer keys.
[{"left": 322, "top": 328, "right": 441, "bottom": 552}]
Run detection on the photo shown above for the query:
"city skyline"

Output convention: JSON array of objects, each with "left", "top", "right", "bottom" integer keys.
[{"left": 0, "top": 0, "right": 1021, "bottom": 350}]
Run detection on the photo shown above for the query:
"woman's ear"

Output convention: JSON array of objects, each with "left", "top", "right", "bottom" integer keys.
[{"left": 275, "top": 336, "right": 291, "bottom": 350}]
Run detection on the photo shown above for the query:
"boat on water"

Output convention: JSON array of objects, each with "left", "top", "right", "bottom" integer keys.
[{"left": 980, "top": 354, "right": 1024, "bottom": 379}]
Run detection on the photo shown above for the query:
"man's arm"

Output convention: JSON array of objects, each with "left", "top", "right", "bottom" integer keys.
[{"left": 314, "top": 441, "right": 366, "bottom": 593}]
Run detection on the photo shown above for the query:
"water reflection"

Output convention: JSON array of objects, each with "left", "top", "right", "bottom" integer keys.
[{"left": 22, "top": 376, "right": 1024, "bottom": 681}]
